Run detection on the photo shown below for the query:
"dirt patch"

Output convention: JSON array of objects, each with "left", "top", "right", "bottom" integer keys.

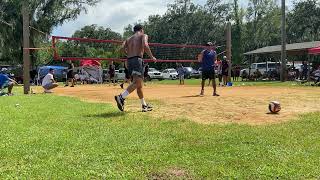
[
  {"left": 33, "top": 84, "right": 320, "bottom": 125},
  {"left": 148, "top": 167, "right": 191, "bottom": 180}
]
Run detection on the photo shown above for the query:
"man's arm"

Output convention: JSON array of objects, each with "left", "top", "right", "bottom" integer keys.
[
  {"left": 143, "top": 35, "right": 156, "bottom": 61},
  {"left": 120, "top": 40, "right": 128, "bottom": 55},
  {"left": 8, "top": 78, "right": 18, "bottom": 85},
  {"left": 50, "top": 75, "right": 56, "bottom": 83},
  {"left": 198, "top": 51, "right": 204, "bottom": 62}
]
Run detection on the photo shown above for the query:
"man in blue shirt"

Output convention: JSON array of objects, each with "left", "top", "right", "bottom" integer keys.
[
  {"left": 177, "top": 63, "right": 185, "bottom": 85},
  {"left": 198, "top": 42, "right": 219, "bottom": 96},
  {"left": 0, "top": 69, "right": 17, "bottom": 95}
]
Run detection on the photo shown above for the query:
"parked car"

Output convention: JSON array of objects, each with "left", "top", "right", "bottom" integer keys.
[
  {"left": 103, "top": 69, "right": 125, "bottom": 82},
  {"left": 162, "top": 68, "right": 178, "bottom": 80},
  {"left": 147, "top": 68, "right": 163, "bottom": 81},
  {"left": 116, "top": 68, "right": 126, "bottom": 81},
  {"left": 240, "top": 62, "right": 279, "bottom": 76},
  {"left": 183, "top": 67, "right": 201, "bottom": 79}
]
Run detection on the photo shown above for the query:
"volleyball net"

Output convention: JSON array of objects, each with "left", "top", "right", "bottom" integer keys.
[{"left": 52, "top": 36, "right": 211, "bottom": 63}]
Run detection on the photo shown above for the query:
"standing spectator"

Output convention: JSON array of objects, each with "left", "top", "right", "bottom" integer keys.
[
  {"left": 177, "top": 64, "right": 185, "bottom": 85},
  {"left": 42, "top": 68, "right": 59, "bottom": 93},
  {"left": 30, "top": 69, "right": 37, "bottom": 85},
  {"left": 144, "top": 63, "right": 150, "bottom": 82},
  {"left": 108, "top": 61, "right": 116, "bottom": 85},
  {"left": 221, "top": 56, "right": 229, "bottom": 86},
  {"left": 301, "top": 61, "right": 308, "bottom": 80},
  {"left": 235, "top": 65, "right": 241, "bottom": 81},
  {"left": 216, "top": 59, "right": 223, "bottom": 86},
  {"left": 65, "top": 61, "right": 75, "bottom": 87}
]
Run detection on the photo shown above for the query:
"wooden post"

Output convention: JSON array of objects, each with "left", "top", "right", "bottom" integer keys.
[
  {"left": 22, "top": 2, "right": 31, "bottom": 94},
  {"left": 280, "top": 0, "right": 287, "bottom": 82},
  {"left": 226, "top": 21, "right": 232, "bottom": 82}
]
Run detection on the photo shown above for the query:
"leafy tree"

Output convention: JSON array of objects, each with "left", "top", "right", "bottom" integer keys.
[
  {"left": 287, "top": 0, "right": 320, "bottom": 43},
  {"left": 58, "top": 24, "right": 122, "bottom": 68},
  {"left": 0, "top": 0, "right": 100, "bottom": 65}
]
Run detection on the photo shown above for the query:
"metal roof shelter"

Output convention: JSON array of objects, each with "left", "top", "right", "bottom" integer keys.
[{"left": 244, "top": 41, "right": 320, "bottom": 55}]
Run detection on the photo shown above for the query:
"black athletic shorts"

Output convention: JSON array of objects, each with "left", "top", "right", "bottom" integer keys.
[
  {"left": 124, "top": 69, "right": 130, "bottom": 79},
  {"left": 202, "top": 69, "right": 215, "bottom": 80},
  {"left": 67, "top": 71, "right": 74, "bottom": 79},
  {"left": 128, "top": 56, "right": 144, "bottom": 77}
]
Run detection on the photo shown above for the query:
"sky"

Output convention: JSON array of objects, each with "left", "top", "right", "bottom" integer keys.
[{"left": 52, "top": 0, "right": 292, "bottom": 37}]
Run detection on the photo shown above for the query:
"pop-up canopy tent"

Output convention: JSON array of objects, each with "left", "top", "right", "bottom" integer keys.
[
  {"left": 309, "top": 46, "right": 320, "bottom": 55},
  {"left": 78, "top": 60, "right": 103, "bottom": 83}
]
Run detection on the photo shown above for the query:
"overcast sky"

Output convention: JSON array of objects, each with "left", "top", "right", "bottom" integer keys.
[{"left": 52, "top": 0, "right": 292, "bottom": 37}]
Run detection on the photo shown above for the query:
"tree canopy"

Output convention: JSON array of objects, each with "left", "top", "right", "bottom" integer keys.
[
  {"left": 0, "top": 0, "right": 100, "bottom": 64},
  {"left": 1, "top": 0, "right": 319, "bottom": 66}
]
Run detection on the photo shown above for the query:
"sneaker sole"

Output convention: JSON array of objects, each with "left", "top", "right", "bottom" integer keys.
[
  {"left": 142, "top": 108, "right": 153, "bottom": 112},
  {"left": 114, "top": 96, "right": 124, "bottom": 111}
]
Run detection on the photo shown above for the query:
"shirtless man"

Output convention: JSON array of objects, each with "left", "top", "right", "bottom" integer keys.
[{"left": 115, "top": 24, "right": 156, "bottom": 112}]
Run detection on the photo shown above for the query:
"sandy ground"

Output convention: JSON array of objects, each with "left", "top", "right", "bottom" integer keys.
[{"left": 34, "top": 84, "right": 320, "bottom": 125}]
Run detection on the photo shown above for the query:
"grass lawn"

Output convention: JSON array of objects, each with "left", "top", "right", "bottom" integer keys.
[{"left": 0, "top": 91, "right": 320, "bottom": 178}]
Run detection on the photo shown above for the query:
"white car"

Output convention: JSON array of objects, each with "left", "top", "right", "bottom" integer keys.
[
  {"left": 240, "top": 62, "right": 278, "bottom": 76},
  {"left": 148, "top": 68, "right": 163, "bottom": 81},
  {"left": 162, "top": 69, "right": 178, "bottom": 80},
  {"left": 115, "top": 68, "right": 126, "bottom": 81}
]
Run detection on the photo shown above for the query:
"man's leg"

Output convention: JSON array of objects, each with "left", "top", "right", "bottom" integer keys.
[
  {"left": 135, "top": 77, "right": 144, "bottom": 100},
  {"left": 200, "top": 79, "right": 205, "bottom": 96},
  {"left": 115, "top": 75, "right": 138, "bottom": 111},
  {"left": 212, "top": 77, "right": 219, "bottom": 96},
  {"left": 71, "top": 78, "right": 75, "bottom": 87},
  {"left": 47, "top": 83, "right": 59, "bottom": 90},
  {"left": 8, "top": 83, "right": 14, "bottom": 94}
]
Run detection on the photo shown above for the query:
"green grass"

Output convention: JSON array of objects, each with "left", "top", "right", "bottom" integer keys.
[{"left": 1, "top": 94, "right": 320, "bottom": 179}]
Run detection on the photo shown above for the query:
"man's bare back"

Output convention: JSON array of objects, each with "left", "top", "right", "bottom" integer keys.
[{"left": 125, "top": 33, "right": 145, "bottom": 58}]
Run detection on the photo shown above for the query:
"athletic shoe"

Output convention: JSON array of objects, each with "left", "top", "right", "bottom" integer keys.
[
  {"left": 115, "top": 95, "right": 125, "bottom": 111},
  {"left": 70, "top": 85, "right": 75, "bottom": 87},
  {"left": 142, "top": 104, "right": 153, "bottom": 112},
  {"left": 200, "top": 90, "right": 204, "bottom": 96},
  {"left": 120, "top": 83, "right": 124, "bottom": 89},
  {"left": 213, "top": 93, "right": 220, "bottom": 96}
]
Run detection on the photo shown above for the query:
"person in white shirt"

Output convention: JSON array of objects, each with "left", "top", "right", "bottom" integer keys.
[{"left": 42, "top": 68, "right": 58, "bottom": 93}]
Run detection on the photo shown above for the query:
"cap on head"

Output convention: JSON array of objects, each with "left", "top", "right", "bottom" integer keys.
[
  {"left": 133, "top": 24, "right": 143, "bottom": 32},
  {"left": 1, "top": 68, "right": 8, "bottom": 73},
  {"left": 49, "top": 68, "right": 54, "bottom": 72},
  {"left": 205, "top": 42, "right": 216, "bottom": 47}
]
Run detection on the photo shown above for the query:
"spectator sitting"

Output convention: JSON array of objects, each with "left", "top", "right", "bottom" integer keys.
[
  {"left": 241, "top": 70, "right": 248, "bottom": 81},
  {"left": 42, "top": 68, "right": 59, "bottom": 93},
  {"left": 311, "top": 66, "right": 320, "bottom": 85},
  {"left": 0, "top": 68, "right": 18, "bottom": 96},
  {"left": 254, "top": 69, "right": 262, "bottom": 81}
]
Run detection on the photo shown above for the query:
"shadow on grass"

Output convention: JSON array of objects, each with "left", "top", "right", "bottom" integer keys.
[{"left": 85, "top": 111, "right": 125, "bottom": 119}]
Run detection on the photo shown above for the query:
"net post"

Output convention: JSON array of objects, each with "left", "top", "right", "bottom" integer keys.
[
  {"left": 226, "top": 21, "right": 232, "bottom": 83},
  {"left": 22, "top": 2, "right": 30, "bottom": 94},
  {"left": 52, "top": 36, "right": 58, "bottom": 60}
]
